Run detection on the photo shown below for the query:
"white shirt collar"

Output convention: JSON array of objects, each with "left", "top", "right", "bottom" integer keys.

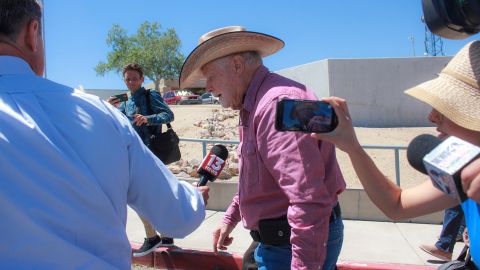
[{"left": 0, "top": 56, "right": 35, "bottom": 76}]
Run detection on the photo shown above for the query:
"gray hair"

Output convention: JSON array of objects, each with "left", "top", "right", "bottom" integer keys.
[
  {"left": 213, "top": 51, "right": 263, "bottom": 69},
  {"left": 239, "top": 51, "right": 262, "bottom": 66},
  {"left": 0, "top": 0, "right": 42, "bottom": 40}
]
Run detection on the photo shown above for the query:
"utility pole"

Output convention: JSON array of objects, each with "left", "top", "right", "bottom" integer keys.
[{"left": 408, "top": 35, "right": 416, "bottom": 56}]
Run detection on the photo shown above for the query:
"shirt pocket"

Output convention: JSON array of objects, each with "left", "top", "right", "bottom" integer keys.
[{"left": 239, "top": 141, "right": 260, "bottom": 188}]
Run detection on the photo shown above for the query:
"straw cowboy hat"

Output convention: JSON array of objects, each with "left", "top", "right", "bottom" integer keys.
[
  {"left": 179, "top": 26, "right": 284, "bottom": 88},
  {"left": 405, "top": 40, "right": 480, "bottom": 132}
]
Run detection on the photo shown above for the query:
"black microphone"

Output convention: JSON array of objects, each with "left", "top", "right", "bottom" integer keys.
[
  {"left": 197, "top": 145, "right": 229, "bottom": 187},
  {"left": 407, "top": 134, "right": 480, "bottom": 202},
  {"left": 407, "top": 134, "right": 441, "bottom": 174}
]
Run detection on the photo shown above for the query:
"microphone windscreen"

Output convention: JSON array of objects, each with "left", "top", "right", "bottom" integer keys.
[
  {"left": 211, "top": 144, "right": 229, "bottom": 160},
  {"left": 407, "top": 134, "right": 442, "bottom": 175}
]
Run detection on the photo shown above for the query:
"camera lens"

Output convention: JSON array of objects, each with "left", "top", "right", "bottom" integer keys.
[{"left": 422, "top": 0, "right": 480, "bottom": 40}]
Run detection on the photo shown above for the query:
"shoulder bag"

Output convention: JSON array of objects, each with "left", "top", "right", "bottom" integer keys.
[
  {"left": 438, "top": 246, "right": 478, "bottom": 270},
  {"left": 145, "top": 90, "right": 181, "bottom": 165}
]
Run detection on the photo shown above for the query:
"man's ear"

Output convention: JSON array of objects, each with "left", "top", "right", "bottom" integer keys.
[
  {"left": 24, "top": 19, "right": 41, "bottom": 53},
  {"left": 231, "top": 54, "right": 245, "bottom": 74}
]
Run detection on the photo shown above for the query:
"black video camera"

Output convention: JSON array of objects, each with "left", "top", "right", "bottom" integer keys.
[{"left": 423, "top": 0, "right": 480, "bottom": 39}]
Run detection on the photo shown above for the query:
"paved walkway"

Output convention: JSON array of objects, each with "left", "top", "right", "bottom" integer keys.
[{"left": 126, "top": 207, "right": 465, "bottom": 267}]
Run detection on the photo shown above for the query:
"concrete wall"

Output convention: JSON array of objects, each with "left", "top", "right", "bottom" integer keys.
[
  {"left": 83, "top": 88, "right": 126, "bottom": 100},
  {"left": 276, "top": 60, "right": 331, "bottom": 98},
  {"left": 276, "top": 57, "right": 451, "bottom": 127},
  {"left": 182, "top": 178, "right": 443, "bottom": 224}
]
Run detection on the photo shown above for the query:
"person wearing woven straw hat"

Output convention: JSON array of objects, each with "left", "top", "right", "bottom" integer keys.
[
  {"left": 180, "top": 26, "right": 347, "bottom": 270},
  {"left": 311, "top": 40, "right": 480, "bottom": 267}
]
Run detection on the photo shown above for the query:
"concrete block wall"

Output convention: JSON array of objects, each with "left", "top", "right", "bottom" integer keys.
[
  {"left": 276, "top": 56, "right": 451, "bottom": 127},
  {"left": 182, "top": 178, "right": 443, "bottom": 224}
]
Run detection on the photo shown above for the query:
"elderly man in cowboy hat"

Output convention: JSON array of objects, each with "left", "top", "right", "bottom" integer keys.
[
  {"left": 311, "top": 41, "right": 480, "bottom": 267},
  {"left": 180, "top": 26, "right": 346, "bottom": 270}
]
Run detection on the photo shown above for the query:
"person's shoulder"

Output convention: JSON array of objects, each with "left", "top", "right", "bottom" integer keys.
[
  {"left": 146, "top": 88, "right": 158, "bottom": 94},
  {"left": 259, "top": 82, "right": 309, "bottom": 106},
  {"left": 262, "top": 73, "right": 309, "bottom": 99},
  {"left": 267, "top": 73, "right": 307, "bottom": 91},
  {"left": 147, "top": 89, "right": 163, "bottom": 99},
  {"left": 16, "top": 75, "right": 73, "bottom": 93}
]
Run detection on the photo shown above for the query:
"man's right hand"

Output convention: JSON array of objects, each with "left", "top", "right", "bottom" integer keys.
[
  {"left": 107, "top": 97, "right": 121, "bottom": 108},
  {"left": 196, "top": 185, "right": 210, "bottom": 206},
  {"left": 212, "top": 223, "right": 235, "bottom": 253}
]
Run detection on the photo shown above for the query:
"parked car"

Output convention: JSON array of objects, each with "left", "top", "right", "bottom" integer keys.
[
  {"left": 200, "top": 92, "right": 220, "bottom": 104},
  {"left": 163, "top": 90, "right": 201, "bottom": 105}
]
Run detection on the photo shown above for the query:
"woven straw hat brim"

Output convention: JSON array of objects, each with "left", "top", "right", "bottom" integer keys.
[
  {"left": 179, "top": 31, "right": 284, "bottom": 88},
  {"left": 405, "top": 72, "right": 480, "bottom": 132}
]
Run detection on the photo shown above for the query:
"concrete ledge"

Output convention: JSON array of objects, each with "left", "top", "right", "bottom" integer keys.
[
  {"left": 181, "top": 178, "right": 443, "bottom": 224},
  {"left": 130, "top": 242, "right": 435, "bottom": 270},
  {"left": 339, "top": 189, "right": 443, "bottom": 224}
]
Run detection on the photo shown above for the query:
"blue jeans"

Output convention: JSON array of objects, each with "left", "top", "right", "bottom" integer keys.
[
  {"left": 254, "top": 210, "right": 344, "bottom": 270},
  {"left": 436, "top": 205, "right": 465, "bottom": 253}
]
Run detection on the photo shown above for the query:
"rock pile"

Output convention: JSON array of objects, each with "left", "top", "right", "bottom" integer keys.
[{"left": 169, "top": 108, "right": 240, "bottom": 180}]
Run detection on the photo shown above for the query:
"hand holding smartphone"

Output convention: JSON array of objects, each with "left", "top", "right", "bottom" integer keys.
[
  {"left": 113, "top": 93, "right": 128, "bottom": 102},
  {"left": 275, "top": 99, "right": 338, "bottom": 133}
]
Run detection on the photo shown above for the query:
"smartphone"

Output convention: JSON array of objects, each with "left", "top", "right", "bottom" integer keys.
[
  {"left": 275, "top": 99, "right": 338, "bottom": 133},
  {"left": 113, "top": 93, "right": 128, "bottom": 102}
]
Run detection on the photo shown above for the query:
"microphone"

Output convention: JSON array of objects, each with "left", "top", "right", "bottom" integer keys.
[
  {"left": 197, "top": 144, "right": 229, "bottom": 187},
  {"left": 407, "top": 134, "right": 480, "bottom": 202},
  {"left": 407, "top": 134, "right": 441, "bottom": 174}
]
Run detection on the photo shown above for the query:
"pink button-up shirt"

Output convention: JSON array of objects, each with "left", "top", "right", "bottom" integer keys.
[{"left": 223, "top": 66, "right": 346, "bottom": 269}]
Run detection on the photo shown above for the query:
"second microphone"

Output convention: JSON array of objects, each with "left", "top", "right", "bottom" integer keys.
[{"left": 197, "top": 144, "right": 229, "bottom": 187}]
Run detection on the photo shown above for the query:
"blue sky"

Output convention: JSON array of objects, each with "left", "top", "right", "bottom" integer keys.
[{"left": 43, "top": 0, "right": 476, "bottom": 90}]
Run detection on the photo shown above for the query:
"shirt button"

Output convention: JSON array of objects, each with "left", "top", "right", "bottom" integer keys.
[
  {"left": 278, "top": 231, "right": 284, "bottom": 237},
  {"left": 323, "top": 242, "right": 326, "bottom": 247}
]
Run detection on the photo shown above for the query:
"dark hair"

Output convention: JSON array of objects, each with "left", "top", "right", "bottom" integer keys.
[
  {"left": 122, "top": 63, "right": 144, "bottom": 78},
  {"left": 0, "top": 0, "right": 42, "bottom": 40}
]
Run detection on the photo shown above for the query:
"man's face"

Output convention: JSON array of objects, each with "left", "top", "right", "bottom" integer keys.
[
  {"left": 123, "top": 70, "right": 144, "bottom": 92},
  {"left": 201, "top": 57, "right": 244, "bottom": 110}
]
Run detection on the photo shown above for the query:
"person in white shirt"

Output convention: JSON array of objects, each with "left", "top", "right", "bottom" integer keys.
[{"left": 0, "top": 1, "right": 209, "bottom": 269}]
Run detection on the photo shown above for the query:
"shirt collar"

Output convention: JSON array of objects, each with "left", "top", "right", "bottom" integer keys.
[
  {"left": 242, "top": 65, "right": 269, "bottom": 112},
  {"left": 132, "top": 87, "right": 147, "bottom": 99},
  {"left": 0, "top": 56, "right": 35, "bottom": 76}
]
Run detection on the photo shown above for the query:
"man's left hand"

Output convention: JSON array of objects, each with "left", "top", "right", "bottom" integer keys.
[{"left": 132, "top": 114, "right": 148, "bottom": 126}]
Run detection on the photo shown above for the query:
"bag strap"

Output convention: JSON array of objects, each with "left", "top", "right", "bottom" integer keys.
[
  {"left": 144, "top": 89, "right": 153, "bottom": 115},
  {"left": 457, "top": 245, "right": 468, "bottom": 261},
  {"left": 144, "top": 89, "right": 173, "bottom": 131},
  {"left": 457, "top": 246, "right": 478, "bottom": 270}
]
